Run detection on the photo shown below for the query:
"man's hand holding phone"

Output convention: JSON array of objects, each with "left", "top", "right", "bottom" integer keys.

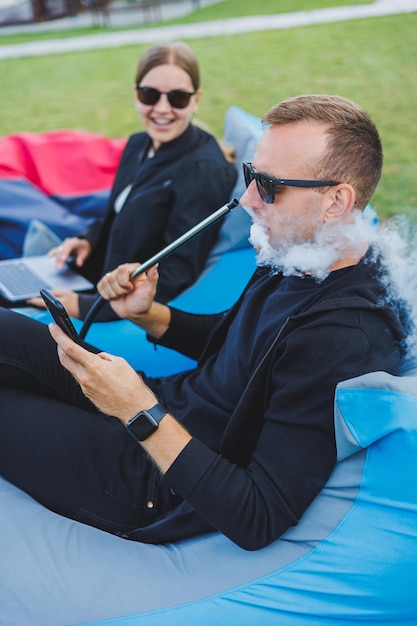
[
  {"left": 40, "top": 289, "right": 100, "bottom": 354},
  {"left": 46, "top": 307, "right": 157, "bottom": 424}
]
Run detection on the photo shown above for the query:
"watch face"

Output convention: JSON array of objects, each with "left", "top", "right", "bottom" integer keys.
[{"left": 126, "top": 403, "right": 167, "bottom": 442}]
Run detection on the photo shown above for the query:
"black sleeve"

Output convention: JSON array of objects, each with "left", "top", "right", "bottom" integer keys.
[
  {"left": 162, "top": 311, "right": 402, "bottom": 550},
  {"left": 153, "top": 307, "right": 225, "bottom": 361},
  {"left": 78, "top": 138, "right": 135, "bottom": 247},
  {"left": 78, "top": 135, "right": 143, "bottom": 283},
  {"left": 78, "top": 218, "right": 102, "bottom": 248},
  {"left": 154, "top": 158, "right": 236, "bottom": 303}
]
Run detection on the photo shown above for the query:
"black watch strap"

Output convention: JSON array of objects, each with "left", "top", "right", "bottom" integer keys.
[{"left": 126, "top": 402, "right": 167, "bottom": 442}]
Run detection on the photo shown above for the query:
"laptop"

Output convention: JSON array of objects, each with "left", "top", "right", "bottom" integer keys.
[{"left": 0, "top": 255, "right": 94, "bottom": 303}]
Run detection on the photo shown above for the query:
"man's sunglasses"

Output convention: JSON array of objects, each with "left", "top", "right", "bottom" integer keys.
[
  {"left": 135, "top": 85, "right": 196, "bottom": 109},
  {"left": 243, "top": 162, "right": 340, "bottom": 204}
]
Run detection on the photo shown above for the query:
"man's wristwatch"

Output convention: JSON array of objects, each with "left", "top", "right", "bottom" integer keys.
[{"left": 126, "top": 402, "right": 167, "bottom": 442}]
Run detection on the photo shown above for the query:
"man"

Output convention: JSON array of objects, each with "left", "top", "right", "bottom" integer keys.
[{"left": 0, "top": 95, "right": 407, "bottom": 550}]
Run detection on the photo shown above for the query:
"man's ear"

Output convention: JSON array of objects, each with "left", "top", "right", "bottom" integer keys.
[{"left": 324, "top": 184, "right": 356, "bottom": 222}]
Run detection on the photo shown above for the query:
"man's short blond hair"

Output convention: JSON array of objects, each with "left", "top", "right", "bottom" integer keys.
[{"left": 263, "top": 95, "right": 383, "bottom": 209}]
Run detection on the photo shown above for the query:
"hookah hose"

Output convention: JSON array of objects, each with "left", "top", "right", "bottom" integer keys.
[{"left": 79, "top": 198, "right": 239, "bottom": 339}]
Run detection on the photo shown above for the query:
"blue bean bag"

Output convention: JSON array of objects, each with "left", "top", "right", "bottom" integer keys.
[
  {"left": 2, "top": 107, "right": 417, "bottom": 624},
  {"left": 1, "top": 367, "right": 417, "bottom": 625}
]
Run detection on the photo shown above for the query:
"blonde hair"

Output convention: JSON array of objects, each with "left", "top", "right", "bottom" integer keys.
[{"left": 263, "top": 94, "right": 383, "bottom": 209}]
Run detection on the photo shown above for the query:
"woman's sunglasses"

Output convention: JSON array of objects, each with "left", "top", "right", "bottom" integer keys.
[
  {"left": 136, "top": 85, "right": 196, "bottom": 109},
  {"left": 243, "top": 162, "right": 339, "bottom": 204}
]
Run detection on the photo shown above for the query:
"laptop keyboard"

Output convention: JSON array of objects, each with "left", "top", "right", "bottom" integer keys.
[{"left": 0, "top": 261, "right": 51, "bottom": 298}]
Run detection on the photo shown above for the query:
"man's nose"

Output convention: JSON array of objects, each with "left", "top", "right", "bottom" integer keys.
[{"left": 240, "top": 180, "right": 263, "bottom": 208}]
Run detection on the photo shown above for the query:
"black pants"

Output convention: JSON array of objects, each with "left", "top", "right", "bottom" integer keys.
[{"left": 0, "top": 308, "right": 175, "bottom": 536}]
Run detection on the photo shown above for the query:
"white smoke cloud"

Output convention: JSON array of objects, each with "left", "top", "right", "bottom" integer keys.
[
  {"left": 243, "top": 204, "right": 417, "bottom": 358},
  {"left": 368, "top": 215, "right": 417, "bottom": 358},
  {"left": 245, "top": 207, "right": 372, "bottom": 281}
]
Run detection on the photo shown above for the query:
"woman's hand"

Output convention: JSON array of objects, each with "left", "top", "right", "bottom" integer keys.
[
  {"left": 49, "top": 237, "right": 92, "bottom": 270},
  {"left": 48, "top": 322, "right": 156, "bottom": 423},
  {"left": 27, "top": 289, "right": 80, "bottom": 318}
]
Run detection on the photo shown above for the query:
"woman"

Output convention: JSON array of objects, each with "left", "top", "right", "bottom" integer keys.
[{"left": 31, "top": 41, "right": 236, "bottom": 321}]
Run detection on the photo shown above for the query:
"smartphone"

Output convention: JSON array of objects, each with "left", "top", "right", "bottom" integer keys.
[{"left": 40, "top": 289, "right": 101, "bottom": 354}]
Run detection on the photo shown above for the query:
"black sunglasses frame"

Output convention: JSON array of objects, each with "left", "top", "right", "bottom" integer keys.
[
  {"left": 243, "top": 162, "right": 340, "bottom": 204},
  {"left": 135, "top": 85, "right": 196, "bottom": 109}
]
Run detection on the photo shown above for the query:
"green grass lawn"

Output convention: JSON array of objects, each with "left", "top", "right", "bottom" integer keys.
[
  {"left": 0, "top": 2, "right": 416, "bottom": 219},
  {"left": 0, "top": 0, "right": 372, "bottom": 43}
]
